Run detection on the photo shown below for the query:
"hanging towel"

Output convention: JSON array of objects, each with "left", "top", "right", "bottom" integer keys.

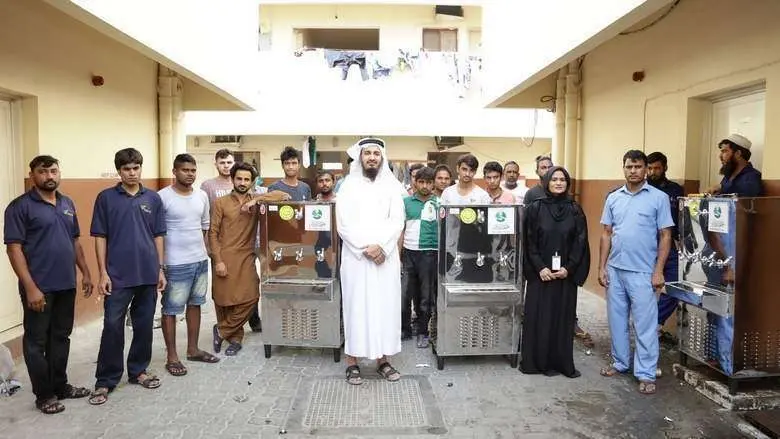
[
  {"left": 302, "top": 137, "right": 311, "bottom": 168},
  {"left": 308, "top": 136, "right": 317, "bottom": 166}
]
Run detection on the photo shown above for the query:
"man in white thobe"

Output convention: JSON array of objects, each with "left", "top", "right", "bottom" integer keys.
[{"left": 337, "top": 137, "right": 405, "bottom": 385}]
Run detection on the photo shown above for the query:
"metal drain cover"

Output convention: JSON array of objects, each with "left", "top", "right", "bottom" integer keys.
[{"left": 288, "top": 375, "right": 446, "bottom": 436}]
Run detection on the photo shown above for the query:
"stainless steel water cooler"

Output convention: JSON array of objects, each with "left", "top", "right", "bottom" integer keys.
[
  {"left": 259, "top": 201, "right": 342, "bottom": 362},
  {"left": 431, "top": 204, "right": 524, "bottom": 370},
  {"left": 664, "top": 195, "right": 780, "bottom": 393}
]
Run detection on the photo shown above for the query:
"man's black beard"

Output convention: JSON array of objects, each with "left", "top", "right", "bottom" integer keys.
[
  {"left": 234, "top": 186, "right": 249, "bottom": 194},
  {"left": 321, "top": 188, "right": 332, "bottom": 195},
  {"left": 363, "top": 167, "right": 379, "bottom": 180},
  {"left": 35, "top": 181, "right": 58, "bottom": 193},
  {"left": 647, "top": 173, "right": 665, "bottom": 187},
  {"left": 720, "top": 158, "right": 737, "bottom": 177}
]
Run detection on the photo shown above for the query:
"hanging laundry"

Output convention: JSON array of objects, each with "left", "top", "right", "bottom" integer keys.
[
  {"left": 302, "top": 137, "right": 311, "bottom": 168},
  {"left": 308, "top": 136, "right": 317, "bottom": 166}
]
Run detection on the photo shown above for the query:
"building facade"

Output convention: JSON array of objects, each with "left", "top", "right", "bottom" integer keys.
[{"left": 184, "top": 1, "right": 554, "bottom": 185}]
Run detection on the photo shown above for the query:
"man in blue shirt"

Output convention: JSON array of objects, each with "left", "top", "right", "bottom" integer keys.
[
  {"left": 267, "top": 146, "right": 312, "bottom": 201},
  {"left": 599, "top": 150, "right": 674, "bottom": 395},
  {"left": 646, "top": 152, "right": 685, "bottom": 335},
  {"left": 4, "top": 155, "right": 94, "bottom": 414},
  {"left": 88, "top": 148, "right": 167, "bottom": 405}
]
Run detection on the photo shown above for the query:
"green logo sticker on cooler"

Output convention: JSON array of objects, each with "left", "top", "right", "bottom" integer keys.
[
  {"left": 460, "top": 208, "right": 477, "bottom": 224},
  {"left": 312, "top": 208, "right": 323, "bottom": 220},
  {"left": 279, "top": 205, "right": 295, "bottom": 221},
  {"left": 495, "top": 210, "right": 507, "bottom": 222}
]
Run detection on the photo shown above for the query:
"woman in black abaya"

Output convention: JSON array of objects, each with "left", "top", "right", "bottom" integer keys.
[{"left": 520, "top": 166, "right": 590, "bottom": 378}]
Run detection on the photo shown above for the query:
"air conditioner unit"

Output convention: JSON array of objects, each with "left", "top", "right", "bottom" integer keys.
[
  {"left": 435, "top": 5, "right": 464, "bottom": 21},
  {"left": 210, "top": 135, "right": 243, "bottom": 147},
  {"left": 435, "top": 136, "right": 464, "bottom": 149}
]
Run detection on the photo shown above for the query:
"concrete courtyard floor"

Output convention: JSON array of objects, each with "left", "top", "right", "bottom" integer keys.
[{"left": 0, "top": 289, "right": 759, "bottom": 439}]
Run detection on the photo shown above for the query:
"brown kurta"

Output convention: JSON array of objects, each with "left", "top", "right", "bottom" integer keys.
[{"left": 209, "top": 191, "right": 260, "bottom": 307}]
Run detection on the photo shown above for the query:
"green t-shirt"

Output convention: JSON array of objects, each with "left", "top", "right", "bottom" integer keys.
[{"left": 403, "top": 194, "right": 439, "bottom": 251}]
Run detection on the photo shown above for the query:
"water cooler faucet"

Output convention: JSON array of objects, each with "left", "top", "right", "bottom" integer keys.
[
  {"left": 454, "top": 253, "right": 462, "bottom": 268},
  {"left": 498, "top": 251, "right": 509, "bottom": 267},
  {"left": 272, "top": 248, "right": 283, "bottom": 262},
  {"left": 476, "top": 252, "right": 485, "bottom": 267},
  {"left": 477, "top": 210, "right": 486, "bottom": 224},
  {"left": 315, "top": 248, "right": 325, "bottom": 262},
  {"left": 295, "top": 208, "right": 304, "bottom": 220},
  {"left": 295, "top": 248, "right": 304, "bottom": 262}
]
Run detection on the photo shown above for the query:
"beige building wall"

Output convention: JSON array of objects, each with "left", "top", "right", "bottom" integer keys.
[
  {"left": 188, "top": 135, "right": 551, "bottom": 182},
  {"left": 261, "top": 4, "right": 482, "bottom": 52},
  {"left": 578, "top": 0, "right": 780, "bottom": 182},
  {"left": 1, "top": 0, "right": 159, "bottom": 179}
]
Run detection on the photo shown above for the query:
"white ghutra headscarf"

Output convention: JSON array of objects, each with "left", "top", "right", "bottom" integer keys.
[{"left": 342, "top": 137, "right": 403, "bottom": 193}]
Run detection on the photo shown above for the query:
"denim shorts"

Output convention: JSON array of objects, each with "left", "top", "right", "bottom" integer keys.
[{"left": 161, "top": 260, "right": 209, "bottom": 315}]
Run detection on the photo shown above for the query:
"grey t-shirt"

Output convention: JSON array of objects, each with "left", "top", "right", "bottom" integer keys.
[
  {"left": 268, "top": 180, "right": 312, "bottom": 201},
  {"left": 200, "top": 177, "right": 234, "bottom": 213},
  {"left": 158, "top": 186, "right": 210, "bottom": 266}
]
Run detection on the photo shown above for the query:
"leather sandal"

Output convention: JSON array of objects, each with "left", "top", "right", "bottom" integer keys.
[{"left": 346, "top": 365, "right": 363, "bottom": 385}]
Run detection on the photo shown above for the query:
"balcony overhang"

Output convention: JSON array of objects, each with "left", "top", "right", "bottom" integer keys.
[
  {"left": 43, "top": 0, "right": 256, "bottom": 111},
  {"left": 184, "top": 108, "right": 554, "bottom": 139},
  {"left": 485, "top": 0, "right": 674, "bottom": 109}
]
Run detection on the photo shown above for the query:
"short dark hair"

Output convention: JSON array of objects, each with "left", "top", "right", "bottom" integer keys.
[
  {"left": 456, "top": 154, "right": 479, "bottom": 171},
  {"left": 434, "top": 164, "right": 452, "bottom": 178},
  {"left": 504, "top": 161, "right": 519, "bottom": 170},
  {"left": 622, "top": 149, "right": 648, "bottom": 166},
  {"left": 409, "top": 163, "right": 425, "bottom": 173},
  {"left": 173, "top": 153, "right": 197, "bottom": 169},
  {"left": 114, "top": 148, "right": 143, "bottom": 170},
  {"left": 280, "top": 146, "right": 299, "bottom": 162},
  {"left": 29, "top": 155, "right": 59, "bottom": 171},
  {"left": 215, "top": 149, "right": 233, "bottom": 160},
  {"left": 483, "top": 161, "right": 503, "bottom": 176},
  {"left": 415, "top": 166, "right": 435, "bottom": 182},
  {"left": 230, "top": 162, "right": 257, "bottom": 179},
  {"left": 535, "top": 155, "right": 552, "bottom": 171},
  {"left": 316, "top": 170, "right": 334, "bottom": 181},
  {"left": 646, "top": 152, "right": 668, "bottom": 168},
  {"left": 719, "top": 140, "right": 752, "bottom": 161}
]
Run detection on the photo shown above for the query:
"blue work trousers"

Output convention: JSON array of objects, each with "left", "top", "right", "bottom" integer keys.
[
  {"left": 94, "top": 285, "right": 157, "bottom": 389},
  {"left": 607, "top": 266, "right": 659, "bottom": 381}
]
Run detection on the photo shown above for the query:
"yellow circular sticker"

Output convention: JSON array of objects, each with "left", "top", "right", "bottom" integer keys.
[
  {"left": 279, "top": 205, "right": 295, "bottom": 221},
  {"left": 460, "top": 208, "right": 477, "bottom": 224}
]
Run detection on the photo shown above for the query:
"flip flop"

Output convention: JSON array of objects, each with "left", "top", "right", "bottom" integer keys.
[
  {"left": 639, "top": 380, "right": 657, "bottom": 395},
  {"left": 56, "top": 384, "right": 91, "bottom": 399},
  {"left": 165, "top": 361, "right": 188, "bottom": 376},
  {"left": 129, "top": 372, "right": 161, "bottom": 389},
  {"left": 88, "top": 387, "right": 110, "bottom": 406},
  {"left": 212, "top": 324, "right": 223, "bottom": 353},
  {"left": 187, "top": 351, "right": 220, "bottom": 363},
  {"left": 36, "top": 398, "right": 65, "bottom": 414}
]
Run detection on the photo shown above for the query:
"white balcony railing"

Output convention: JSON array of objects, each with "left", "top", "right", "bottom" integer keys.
[{"left": 256, "top": 48, "right": 484, "bottom": 105}]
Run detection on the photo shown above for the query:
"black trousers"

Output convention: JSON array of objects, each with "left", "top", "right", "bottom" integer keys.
[
  {"left": 20, "top": 288, "right": 76, "bottom": 402},
  {"left": 401, "top": 250, "right": 437, "bottom": 336}
]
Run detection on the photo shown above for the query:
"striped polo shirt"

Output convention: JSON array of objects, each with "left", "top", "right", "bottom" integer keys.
[{"left": 403, "top": 194, "right": 439, "bottom": 251}]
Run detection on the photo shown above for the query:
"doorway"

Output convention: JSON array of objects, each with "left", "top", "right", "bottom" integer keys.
[
  {"left": 705, "top": 91, "right": 766, "bottom": 190},
  {"left": 0, "top": 98, "right": 24, "bottom": 338}
]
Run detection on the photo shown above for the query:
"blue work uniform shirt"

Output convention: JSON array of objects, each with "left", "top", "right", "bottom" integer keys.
[
  {"left": 720, "top": 163, "right": 763, "bottom": 197},
  {"left": 600, "top": 182, "right": 675, "bottom": 274},
  {"left": 90, "top": 184, "right": 166, "bottom": 289},
  {"left": 4, "top": 190, "right": 80, "bottom": 293}
]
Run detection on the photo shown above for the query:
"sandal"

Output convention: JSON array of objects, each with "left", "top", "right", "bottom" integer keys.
[
  {"left": 377, "top": 362, "right": 401, "bottom": 382},
  {"left": 345, "top": 365, "right": 363, "bottom": 385},
  {"left": 186, "top": 351, "right": 220, "bottom": 363},
  {"left": 638, "top": 380, "right": 657, "bottom": 395},
  {"left": 129, "top": 372, "right": 161, "bottom": 389},
  {"left": 225, "top": 342, "right": 242, "bottom": 356},
  {"left": 88, "top": 387, "right": 110, "bottom": 406},
  {"left": 36, "top": 397, "right": 65, "bottom": 414},
  {"left": 212, "top": 324, "right": 223, "bottom": 353},
  {"left": 165, "top": 361, "right": 188, "bottom": 376},
  {"left": 56, "top": 384, "right": 91, "bottom": 399},
  {"left": 600, "top": 366, "right": 624, "bottom": 377}
]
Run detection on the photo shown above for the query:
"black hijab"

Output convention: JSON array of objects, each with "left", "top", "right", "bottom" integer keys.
[{"left": 540, "top": 166, "right": 573, "bottom": 221}]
